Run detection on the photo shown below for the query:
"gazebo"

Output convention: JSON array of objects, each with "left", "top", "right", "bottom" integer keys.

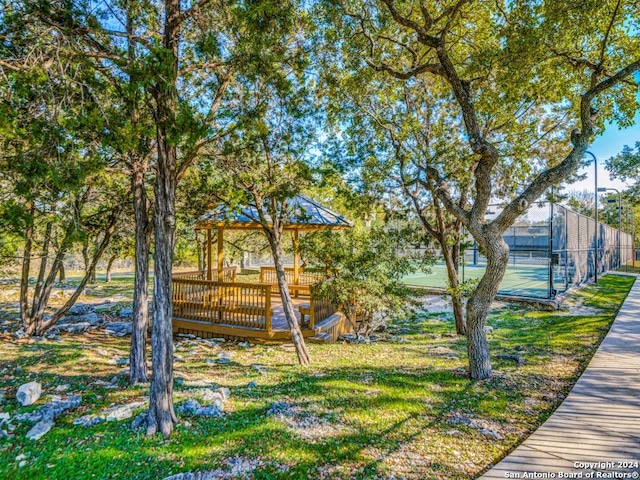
[{"left": 171, "top": 195, "right": 353, "bottom": 342}]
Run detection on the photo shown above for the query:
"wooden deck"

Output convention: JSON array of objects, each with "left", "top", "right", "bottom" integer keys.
[{"left": 171, "top": 273, "right": 349, "bottom": 342}]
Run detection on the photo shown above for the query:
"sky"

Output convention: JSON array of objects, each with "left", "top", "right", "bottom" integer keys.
[{"left": 563, "top": 112, "right": 640, "bottom": 195}]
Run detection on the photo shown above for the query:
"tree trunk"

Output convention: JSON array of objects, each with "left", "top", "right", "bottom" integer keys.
[
  {"left": 21, "top": 203, "right": 35, "bottom": 335},
  {"left": 146, "top": 133, "right": 178, "bottom": 438},
  {"left": 82, "top": 240, "right": 96, "bottom": 284},
  {"left": 442, "top": 244, "right": 466, "bottom": 335},
  {"left": 38, "top": 216, "right": 118, "bottom": 334},
  {"left": 105, "top": 254, "right": 117, "bottom": 283},
  {"left": 58, "top": 262, "right": 66, "bottom": 283},
  {"left": 465, "top": 235, "right": 509, "bottom": 380},
  {"left": 130, "top": 160, "right": 151, "bottom": 384},
  {"left": 32, "top": 221, "right": 53, "bottom": 312},
  {"left": 265, "top": 228, "right": 311, "bottom": 365},
  {"left": 146, "top": 0, "right": 181, "bottom": 439}
]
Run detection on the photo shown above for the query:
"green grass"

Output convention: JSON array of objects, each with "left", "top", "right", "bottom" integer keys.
[{"left": 0, "top": 274, "right": 634, "bottom": 480}]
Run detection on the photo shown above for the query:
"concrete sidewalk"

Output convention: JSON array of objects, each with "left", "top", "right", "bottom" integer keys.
[{"left": 479, "top": 274, "right": 640, "bottom": 479}]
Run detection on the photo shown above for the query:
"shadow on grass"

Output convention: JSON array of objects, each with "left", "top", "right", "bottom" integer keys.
[{"left": 0, "top": 275, "right": 633, "bottom": 480}]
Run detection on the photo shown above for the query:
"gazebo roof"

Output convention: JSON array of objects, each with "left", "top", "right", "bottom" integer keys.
[{"left": 196, "top": 195, "right": 353, "bottom": 231}]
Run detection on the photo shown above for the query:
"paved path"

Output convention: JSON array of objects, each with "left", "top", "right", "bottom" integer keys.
[{"left": 479, "top": 274, "right": 640, "bottom": 479}]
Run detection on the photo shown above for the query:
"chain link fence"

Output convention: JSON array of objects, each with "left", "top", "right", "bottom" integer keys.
[{"left": 406, "top": 202, "right": 635, "bottom": 299}]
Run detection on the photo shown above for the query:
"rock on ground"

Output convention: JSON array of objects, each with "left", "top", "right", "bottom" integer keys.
[
  {"left": 14, "top": 395, "right": 81, "bottom": 423},
  {"left": 73, "top": 400, "right": 146, "bottom": 428},
  {"left": 104, "top": 322, "right": 133, "bottom": 337},
  {"left": 16, "top": 382, "right": 41, "bottom": 406},
  {"left": 57, "top": 322, "right": 94, "bottom": 334},
  {"left": 73, "top": 415, "right": 103, "bottom": 428},
  {"left": 163, "top": 457, "right": 265, "bottom": 480},
  {"left": 131, "top": 412, "right": 148, "bottom": 430},
  {"left": 68, "top": 304, "right": 94, "bottom": 315},
  {"left": 176, "top": 399, "right": 222, "bottom": 418},
  {"left": 103, "top": 401, "right": 146, "bottom": 421},
  {"left": 25, "top": 419, "right": 53, "bottom": 440},
  {"left": 59, "top": 312, "right": 102, "bottom": 326}
]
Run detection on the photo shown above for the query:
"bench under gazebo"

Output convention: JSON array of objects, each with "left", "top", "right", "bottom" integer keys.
[{"left": 171, "top": 195, "right": 353, "bottom": 342}]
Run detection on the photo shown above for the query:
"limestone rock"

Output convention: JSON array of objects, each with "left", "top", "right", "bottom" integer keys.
[
  {"left": 496, "top": 353, "right": 525, "bottom": 366},
  {"left": 73, "top": 415, "right": 103, "bottom": 428},
  {"left": 131, "top": 412, "right": 148, "bottom": 430},
  {"left": 59, "top": 312, "right": 102, "bottom": 326},
  {"left": 68, "top": 304, "right": 94, "bottom": 315},
  {"left": 26, "top": 419, "right": 53, "bottom": 440},
  {"left": 58, "top": 322, "right": 94, "bottom": 334},
  {"left": 103, "top": 401, "right": 145, "bottom": 421},
  {"left": 176, "top": 399, "right": 222, "bottom": 418},
  {"left": 15, "top": 394, "right": 81, "bottom": 423},
  {"left": 16, "top": 382, "right": 41, "bottom": 406},
  {"left": 217, "top": 387, "right": 231, "bottom": 400},
  {"left": 104, "top": 322, "right": 132, "bottom": 337}
]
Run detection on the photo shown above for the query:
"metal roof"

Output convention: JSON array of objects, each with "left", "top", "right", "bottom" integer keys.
[{"left": 196, "top": 195, "right": 353, "bottom": 231}]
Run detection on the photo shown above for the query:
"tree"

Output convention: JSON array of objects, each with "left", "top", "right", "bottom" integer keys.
[
  {"left": 606, "top": 142, "right": 640, "bottom": 198},
  {"left": 32, "top": 0, "right": 240, "bottom": 434},
  {"left": 300, "top": 225, "right": 427, "bottom": 337},
  {"left": 0, "top": 10, "right": 121, "bottom": 336},
  {"left": 323, "top": 76, "right": 478, "bottom": 335},
  {"left": 323, "top": 0, "right": 640, "bottom": 379},
  {"left": 566, "top": 190, "right": 596, "bottom": 218},
  {"left": 202, "top": 71, "right": 318, "bottom": 365}
]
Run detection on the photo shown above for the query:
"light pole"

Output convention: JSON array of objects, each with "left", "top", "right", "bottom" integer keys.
[
  {"left": 625, "top": 204, "right": 629, "bottom": 272},
  {"left": 585, "top": 151, "right": 598, "bottom": 283},
  {"left": 598, "top": 187, "right": 621, "bottom": 269}
]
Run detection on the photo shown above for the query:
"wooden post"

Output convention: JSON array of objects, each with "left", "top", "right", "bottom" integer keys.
[
  {"left": 207, "top": 228, "right": 213, "bottom": 281},
  {"left": 293, "top": 229, "right": 300, "bottom": 285},
  {"left": 292, "top": 229, "right": 300, "bottom": 299},
  {"left": 265, "top": 285, "right": 272, "bottom": 333},
  {"left": 217, "top": 226, "right": 224, "bottom": 282},
  {"left": 308, "top": 296, "right": 315, "bottom": 330}
]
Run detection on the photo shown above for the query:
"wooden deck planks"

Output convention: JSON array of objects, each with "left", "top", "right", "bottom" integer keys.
[{"left": 479, "top": 274, "right": 640, "bottom": 478}]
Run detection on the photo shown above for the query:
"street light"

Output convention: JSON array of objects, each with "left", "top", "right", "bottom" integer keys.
[
  {"left": 585, "top": 151, "right": 598, "bottom": 283},
  {"left": 598, "top": 187, "right": 621, "bottom": 269}
]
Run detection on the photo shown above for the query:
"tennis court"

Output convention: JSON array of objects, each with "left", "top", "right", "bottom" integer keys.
[{"left": 403, "top": 262, "right": 551, "bottom": 298}]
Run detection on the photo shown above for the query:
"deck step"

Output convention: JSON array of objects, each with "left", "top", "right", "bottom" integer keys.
[{"left": 308, "top": 332, "right": 332, "bottom": 343}]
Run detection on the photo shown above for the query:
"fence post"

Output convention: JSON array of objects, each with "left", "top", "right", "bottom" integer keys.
[{"left": 548, "top": 202, "right": 554, "bottom": 299}]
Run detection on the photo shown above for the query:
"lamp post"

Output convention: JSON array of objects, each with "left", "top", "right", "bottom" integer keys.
[
  {"left": 585, "top": 151, "right": 598, "bottom": 283},
  {"left": 598, "top": 187, "right": 621, "bottom": 269},
  {"left": 625, "top": 204, "right": 629, "bottom": 272}
]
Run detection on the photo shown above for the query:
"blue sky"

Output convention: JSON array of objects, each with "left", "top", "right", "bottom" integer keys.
[{"left": 563, "top": 112, "right": 640, "bottom": 194}]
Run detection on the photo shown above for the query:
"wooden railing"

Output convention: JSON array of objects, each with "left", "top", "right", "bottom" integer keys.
[
  {"left": 172, "top": 278, "right": 271, "bottom": 331},
  {"left": 312, "top": 298, "right": 338, "bottom": 328},
  {"left": 259, "top": 266, "right": 325, "bottom": 286},
  {"left": 298, "top": 294, "right": 338, "bottom": 330},
  {"left": 173, "top": 267, "right": 238, "bottom": 283},
  {"left": 172, "top": 270, "right": 206, "bottom": 281}
]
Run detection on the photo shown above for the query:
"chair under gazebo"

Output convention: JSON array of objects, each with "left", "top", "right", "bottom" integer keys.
[{"left": 171, "top": 195, "right": 354, "bottom": 342}]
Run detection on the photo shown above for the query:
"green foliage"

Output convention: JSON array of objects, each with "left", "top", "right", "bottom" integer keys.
[
  {"left": 446, "top": 277, "right": 480, "bottom": 299},
  {"left": 300, "top": 225, "right": 432, "bottom": 334},
  {"left": 606, "top": 142, "right": 640, "bottom": 199}
]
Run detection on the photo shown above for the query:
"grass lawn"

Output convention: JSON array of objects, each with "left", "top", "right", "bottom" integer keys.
[{"left": 0, "top": 274, "right": 634, "bottom": 480}]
